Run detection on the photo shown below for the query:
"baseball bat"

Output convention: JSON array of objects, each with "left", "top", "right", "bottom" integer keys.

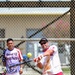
[{"left": 9, "top": 59, "right": 33, "bottom": 68}]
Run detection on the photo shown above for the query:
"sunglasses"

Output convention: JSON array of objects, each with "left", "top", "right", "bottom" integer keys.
[{"left": 40, "top": 42, "right": 47, "bottom": 45}]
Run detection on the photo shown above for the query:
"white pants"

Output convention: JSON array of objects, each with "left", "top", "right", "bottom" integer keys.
[{"left": 6, "top": 72, "right": 20, "bottom": 75}]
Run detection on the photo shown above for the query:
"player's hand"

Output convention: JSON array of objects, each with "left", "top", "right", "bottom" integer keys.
[
  {"left": 19, "top": 68, "right": 23, "bottom": 74},
  {"left": 38, "top": 55, "right": 43, "bottom": 60},
  {"left": 34, "top": 55, "right": 43, "bottom": 62},
  {"left": 34, "top": 58, "right": 38, "bottom": 62}
]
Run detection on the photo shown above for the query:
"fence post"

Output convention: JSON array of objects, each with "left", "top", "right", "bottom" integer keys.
[{"left": 70, "top": 0, "right": 75, "bottom": 75}]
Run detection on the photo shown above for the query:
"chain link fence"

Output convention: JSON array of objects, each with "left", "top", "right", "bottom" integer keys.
[{"left": 0, "top": 1, "right": 72, "bottom": 75}]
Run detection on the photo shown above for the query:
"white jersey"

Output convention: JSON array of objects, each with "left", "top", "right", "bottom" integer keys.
[
  {"left": 39, "top": 53, "right": 51, "bottom": 75},
  {"left": 49, "top": 45, "right": 62, "bottom": 74},
  {"left": 40, "top": 45, "right": 62, "bottom": 74},
  {"left": 2, "top": 48, "right": 23, "bottom": 74}
]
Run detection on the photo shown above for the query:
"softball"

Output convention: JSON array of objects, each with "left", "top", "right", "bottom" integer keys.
[{"left": 27, "top": 52, "right": 32, "bottom": 58}]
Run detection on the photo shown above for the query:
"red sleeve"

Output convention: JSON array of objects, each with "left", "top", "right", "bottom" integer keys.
[{"left": 17, "top": 48, "right": 23, "bottom": 61}]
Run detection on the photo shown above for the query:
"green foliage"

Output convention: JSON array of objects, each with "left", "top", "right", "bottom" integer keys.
[{"left": 62, "top": 67, "right": 70, "bottom": 73}]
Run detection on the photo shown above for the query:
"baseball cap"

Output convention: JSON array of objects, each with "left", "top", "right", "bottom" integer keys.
[{"left": 39, "top": 38, "right": 48, "bottom": 45}]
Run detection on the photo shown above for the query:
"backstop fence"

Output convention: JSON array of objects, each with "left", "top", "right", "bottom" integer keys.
[
  {"left": 0, "top": 38, "right": 71, "bottom": 75},
  {"left": 0, "top": 0, "right": 75, "bottom": 75}
]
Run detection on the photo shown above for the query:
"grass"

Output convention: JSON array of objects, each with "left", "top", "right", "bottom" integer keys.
[{"left": 62, "top": 67, "right": 70, "bottom": 74}]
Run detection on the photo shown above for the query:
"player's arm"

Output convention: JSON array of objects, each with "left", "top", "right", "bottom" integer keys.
[
  {"left": 35, "top": 49, "right": 54, "bottom": 61},
  {"left": 20, "top": 58, "right": 23, "bottom": 70},
  {"left": 43, "top": 49, "right": 54, "bottom": 57},
  {"left": 34, "top": 57, "right": 43, "bottom": 69},
  {"left": 17, "top": 49, "right": 23, "bottom": 68},
  {"left": 43, "top": 45, "right": 57, "bottom": 57},
  {"left": 19, "top": 60, "right": 23, "bottom": 74},
  {"left": 17, "top": 49, "right": 24, "bottom": 74},
  {"left": 20, "top": 60, "right": 23, "bottom": 68},
  {"left": 37, "top": 62, "right": 43, "bottom": 69}
]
